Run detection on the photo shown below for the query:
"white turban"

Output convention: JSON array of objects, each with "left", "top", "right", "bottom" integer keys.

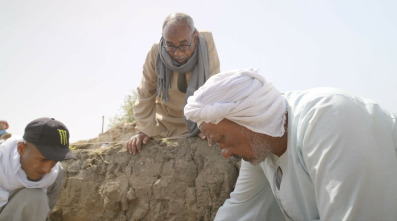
[{"left": 184, "top": 68, "right": 286, "bottom": 137}]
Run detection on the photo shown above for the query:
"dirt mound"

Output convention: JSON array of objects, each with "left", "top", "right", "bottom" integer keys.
[{"left": 50, "top": 124, "right": 240, "bottom": 221}]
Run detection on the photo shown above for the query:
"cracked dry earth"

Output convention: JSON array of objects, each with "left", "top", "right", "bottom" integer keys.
[{"left": 50, "top": 137, "right": 240, "bottom": 221}]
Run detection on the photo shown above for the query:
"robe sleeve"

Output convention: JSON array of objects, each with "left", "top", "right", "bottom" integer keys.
[
  {"left": 202, "top": 31, "right": 220, "bottom": 76},
  {"left": 299, "top": 94, "right": 397, "bottom": 220},
  {"left": 214, "top": 160, "right": 284, "bottom": 221},
  {"left": 133, "top": 44, "right": 164, "bottom": 137}
]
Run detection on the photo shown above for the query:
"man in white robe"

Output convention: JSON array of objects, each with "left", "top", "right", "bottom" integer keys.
[{"left": 184, "top": 68, "right": 397, "bottom": 220}]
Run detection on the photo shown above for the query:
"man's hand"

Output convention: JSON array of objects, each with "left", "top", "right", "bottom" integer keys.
[
  {"left": 126, "top": 132, "right": 151, "bottom": 154},
  {"left": 198, "top": 132, "right": 206, "bottom": 139}
]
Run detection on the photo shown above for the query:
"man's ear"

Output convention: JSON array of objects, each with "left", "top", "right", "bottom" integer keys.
[{"left": 17, "top": 142, "right": 26, "bottom": 155}]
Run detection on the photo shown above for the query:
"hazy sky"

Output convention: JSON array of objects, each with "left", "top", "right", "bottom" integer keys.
[{"left": 1, "top": 0, "right": 396, "bottom": 142}]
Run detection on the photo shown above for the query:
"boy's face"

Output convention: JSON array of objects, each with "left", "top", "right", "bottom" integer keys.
[{"left": 17, "top": 142, "right": 57, "bottom": 181}]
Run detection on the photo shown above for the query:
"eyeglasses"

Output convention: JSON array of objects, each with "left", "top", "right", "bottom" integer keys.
[{"left": 163, "top": 32, "right": 195, "bottom": 53}]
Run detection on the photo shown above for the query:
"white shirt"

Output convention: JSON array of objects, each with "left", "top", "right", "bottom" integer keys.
[
  {"left": 0, "top": 137, "right": 60, "bottom": 208},
  {"left": 215, "top": 87, "right": 397, "bottom": 221}
]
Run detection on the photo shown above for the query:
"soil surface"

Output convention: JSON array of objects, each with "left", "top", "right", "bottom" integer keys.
[{"left": 50, "top": 123, "right": 240, "bottom": 221}]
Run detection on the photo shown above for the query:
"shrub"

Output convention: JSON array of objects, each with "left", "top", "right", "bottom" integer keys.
[{"left": 108, "top": 90, "right": 137, "bottom": 128}]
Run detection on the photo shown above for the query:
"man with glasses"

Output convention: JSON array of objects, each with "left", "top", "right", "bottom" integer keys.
[{"left": 126, "top": 12, "right": 220, "bottom": 154}]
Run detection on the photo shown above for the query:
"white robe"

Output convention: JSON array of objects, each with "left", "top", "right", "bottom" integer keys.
[{"left": 215, "top": 87, "right": 397, "bottom": 221}]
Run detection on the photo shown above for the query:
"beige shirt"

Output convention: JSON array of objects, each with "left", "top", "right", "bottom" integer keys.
[{"left": 134, "top": 31, "right": 220, "bottom": 138}]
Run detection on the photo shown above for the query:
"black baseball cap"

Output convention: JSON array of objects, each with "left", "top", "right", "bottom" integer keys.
[{"left": 23, "top": 117, "right": 76, "bottom": 161}]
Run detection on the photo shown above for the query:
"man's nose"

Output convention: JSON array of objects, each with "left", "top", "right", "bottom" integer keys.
[
  {"left": 221, "top": 148, "right": 232, "bottom": 159},
  {"left": 173, "top": 48, "right": 184, "bottom": 57}
]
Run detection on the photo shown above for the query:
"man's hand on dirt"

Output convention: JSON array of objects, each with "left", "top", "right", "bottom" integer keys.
[{"left": 126, "top": 132, "right": 151, "bottom": 154}]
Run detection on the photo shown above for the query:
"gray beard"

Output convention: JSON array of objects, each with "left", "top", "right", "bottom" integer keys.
[
  {"left": 241, "top": 127, "right": 271, "bottom": 166},
  {"left": 249, "top": 134, "right": 271, "bottom": 166}
]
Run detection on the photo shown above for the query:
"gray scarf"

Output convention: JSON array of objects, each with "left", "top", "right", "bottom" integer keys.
[{"left": 156, "top": 31, "right": 210, "bottom": 137}]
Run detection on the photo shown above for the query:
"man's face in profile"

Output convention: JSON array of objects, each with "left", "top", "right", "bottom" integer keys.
[
  {"left": 17, "top": 142, "right": 57, "bottom": 181},
  {"left": 199, "top": 119, "right": 272, "bottom": 166}
]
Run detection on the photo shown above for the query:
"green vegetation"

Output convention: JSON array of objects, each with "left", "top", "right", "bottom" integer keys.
[
  {"left": 161, "top": 138, "right": 178, "bottom": 146},
  {"left": 108, "top": 90, "right": 137, "bottom": 128}
]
